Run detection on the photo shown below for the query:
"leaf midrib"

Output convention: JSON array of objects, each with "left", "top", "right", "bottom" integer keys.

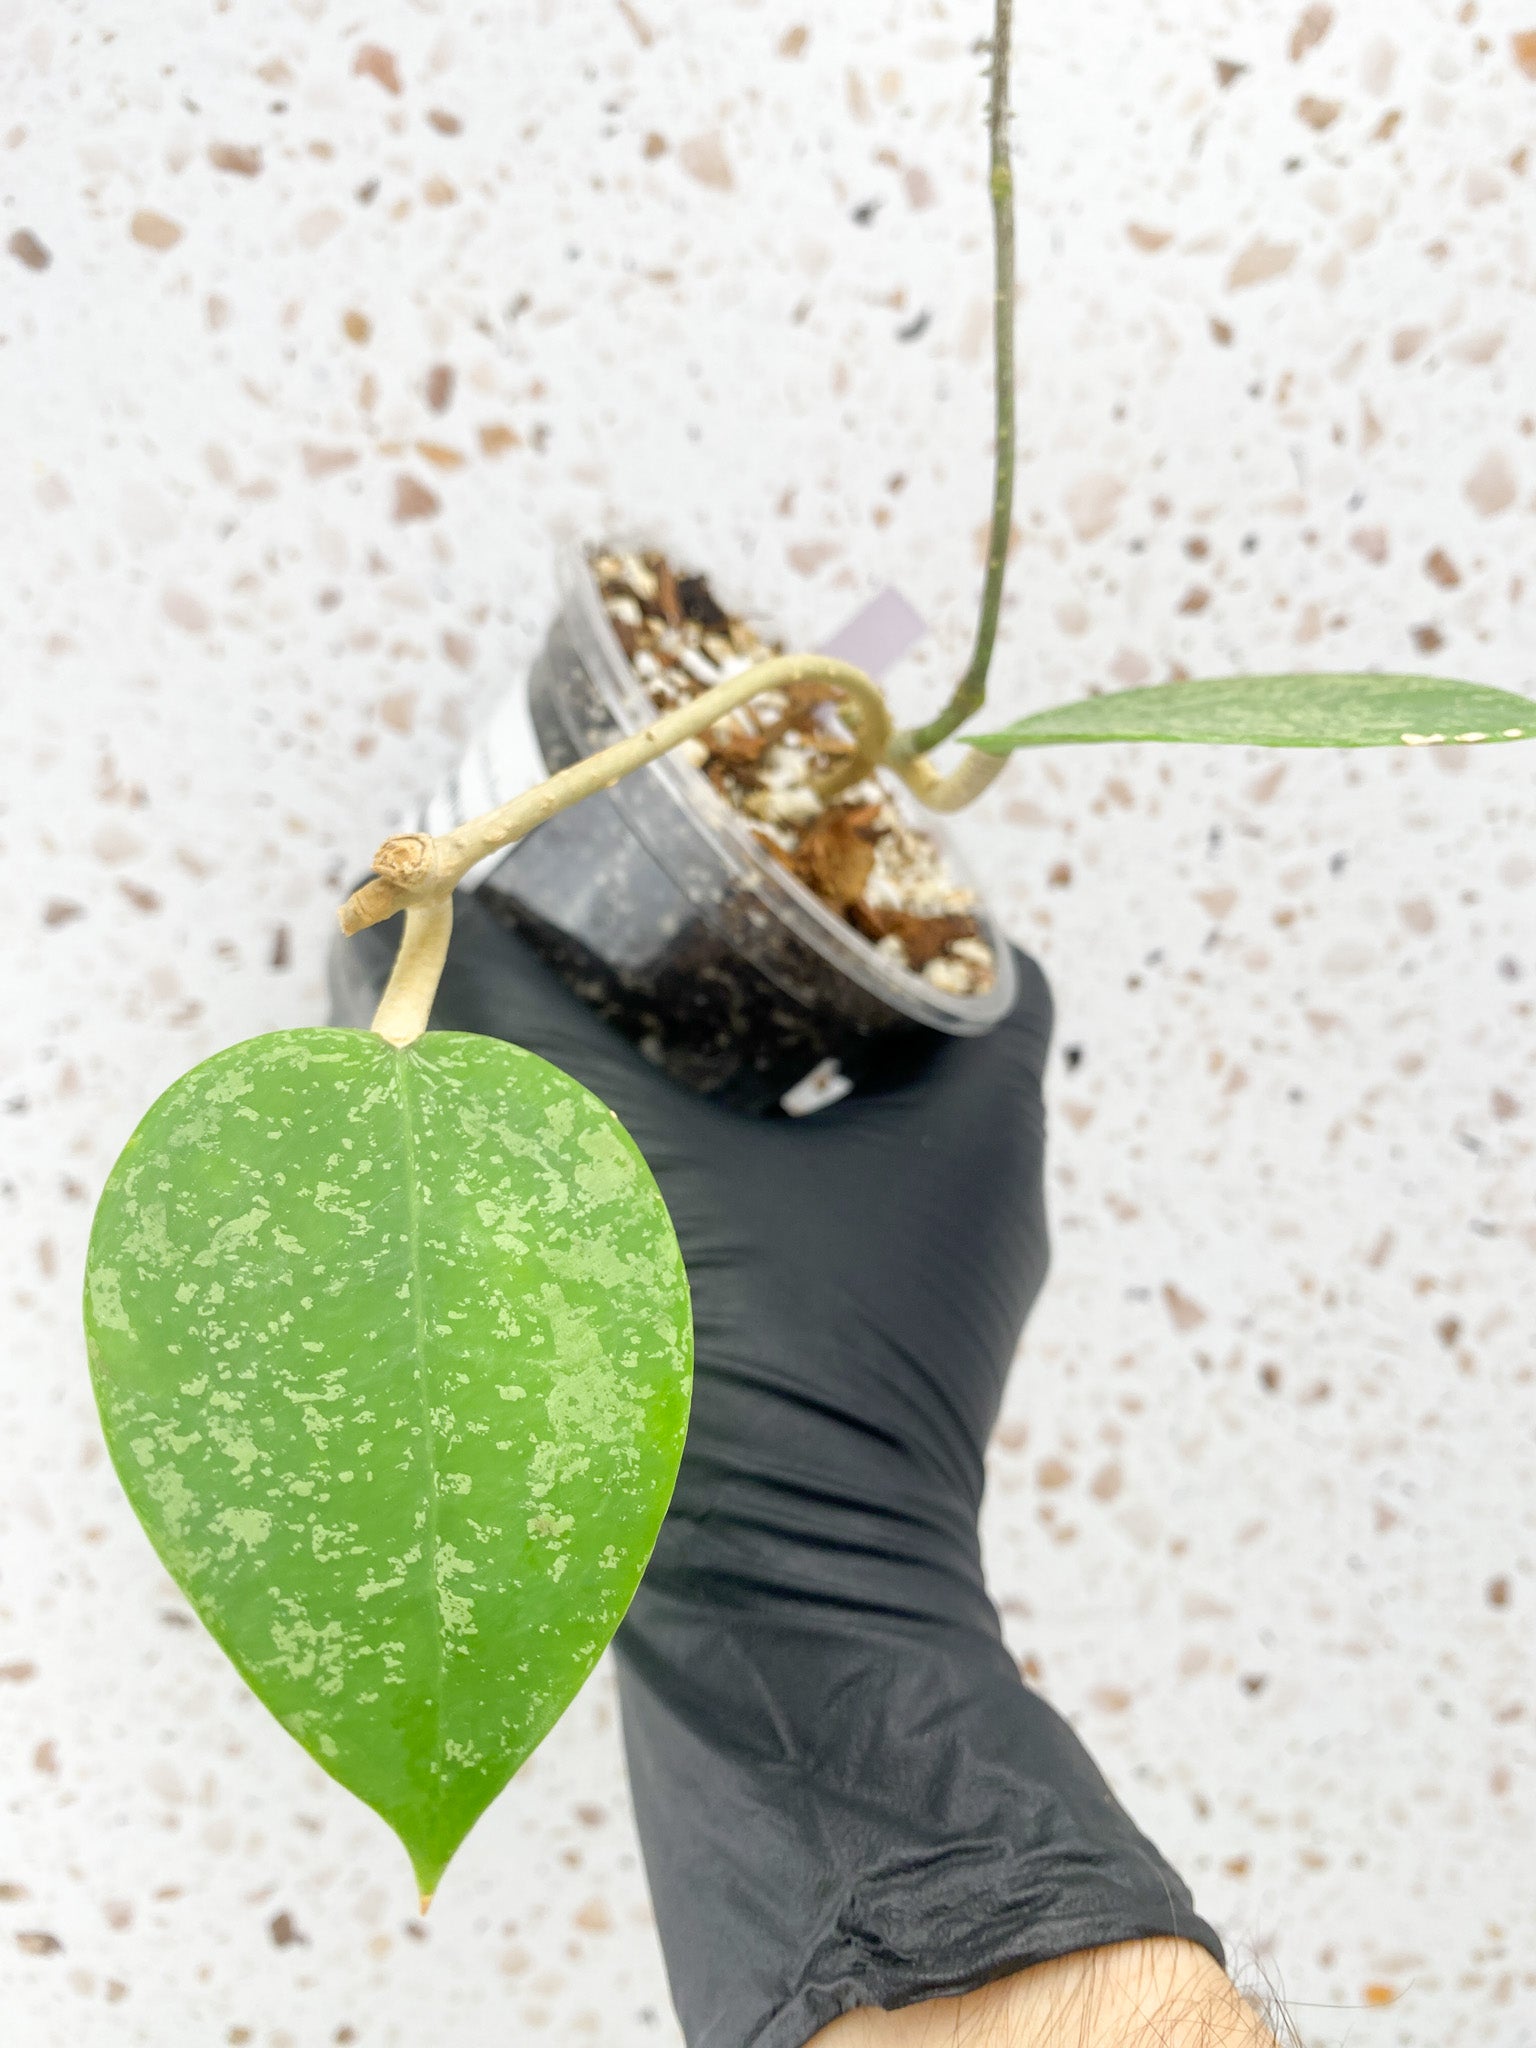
[{"left": 393, "top": 1047, "right": 446, "bottom": 1771}]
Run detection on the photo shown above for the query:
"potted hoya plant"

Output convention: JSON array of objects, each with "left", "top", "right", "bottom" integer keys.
[{"left": 84, "top": 0, "right": 1533, "bottom": 1911}]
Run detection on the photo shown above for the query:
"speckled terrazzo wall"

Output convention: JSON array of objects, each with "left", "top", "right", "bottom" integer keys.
[{"left": 4, "top": 2, "right": 1534, "bottom": 2043}]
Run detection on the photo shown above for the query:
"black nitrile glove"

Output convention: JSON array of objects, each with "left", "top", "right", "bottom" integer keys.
[{"left": 330, "top": 895, "right": 1223, "bottom": 2048}]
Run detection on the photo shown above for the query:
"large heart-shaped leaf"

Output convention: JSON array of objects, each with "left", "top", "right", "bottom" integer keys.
[
  {"left": 84, "top": 1028, "right": 692, "bottom": 1902},
  {"left": 966, "top": 672, "right": 1536, "bottom": 751}
]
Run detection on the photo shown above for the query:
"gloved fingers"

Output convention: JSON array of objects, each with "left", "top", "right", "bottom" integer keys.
[
  {"left": 844, "top": 944, "right": 1052, "bottom": 1130},
  {"left": 333, "top": 894, "right": 1053, "bottom": 1165}
]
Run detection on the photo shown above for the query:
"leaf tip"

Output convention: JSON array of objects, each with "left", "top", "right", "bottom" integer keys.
[{"left": 418, "top": 1889, "right": 434, "bottom": 1917}]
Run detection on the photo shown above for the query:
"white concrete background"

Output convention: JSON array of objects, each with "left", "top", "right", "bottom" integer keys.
[{"left": 3, "top": 0, "right": 1535, "bottom": 2042}]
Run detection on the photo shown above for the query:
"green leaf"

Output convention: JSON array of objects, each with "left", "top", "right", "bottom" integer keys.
[
  {"left": 84, "top": 1028, "right": 692, "bottom": 1903},
  {"left": 966, "top": 673, "right": 1536, "bottom": 752}
]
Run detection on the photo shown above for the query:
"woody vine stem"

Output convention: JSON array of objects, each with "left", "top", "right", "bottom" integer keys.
[
  {"left": 889, "top": 0, "right": 1015, "bottom": 764},
  {"left": 341, "top": 0, "right": 1019, "bottom": 1048},
  {"left": 340, "top": 658, "right": 895, "bottom": 1046}
]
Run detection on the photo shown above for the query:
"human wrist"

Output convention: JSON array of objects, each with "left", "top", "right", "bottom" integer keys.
[{"left": 807, "top": 1939, "right": 1281, "bottom": 2047}]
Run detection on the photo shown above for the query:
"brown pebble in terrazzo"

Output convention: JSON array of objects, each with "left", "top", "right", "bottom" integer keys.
[
  {"left": 1350, "top": 525, "right": 1388, "bottom": 562},
  {"left": 1296, "top": 95, "right": 1341, "bottom": 130},
  {"left": 1091, "top": 1687, "right": 1133, "bottom": 1713},
  {"left": 42, "top": 900, "right": 85, "bottom": 927},
  {"left": 1487, "top": 1577, "right": 1512, "bottom": 1607},
  {"left": 779, "top": 24, "right": 809, "bottom": 56},
  {"left": 298, "top": 206, "right": 343, "bottom": 247},
  {"left": 1239, "top": 1674, "right": 1269, "bottom": 1695},
  {"left": 1289, "top": 5, "right": 1335, "bottom": 62},
  {"left": 392, "top": 475, "right": 440, "bottom": 521},
  {"left": 417, "top": 441, "right": 465, "bottom": 469},
  {"left": 1464, "top": 450, "right": 1518, "bottom": 515},
  {"left": 1455, "top": 330, "right": 1505, "bottom": 363},
  {"left": 302, "top": 445, "right": 358, "bottom": 478},
  {"left": 1126, "top": 223, "right": 1172, "bottom": 252},
  {"left": 425, "top": 363, "right": 455, "bottom": 411},
  {"left": 1514, "top": 31, "right": 1536, "bottom": 79},
  {"left": 787, "top": 539, "right": 839, "bottom": 574},
  {"left": 1215, "top": 58, "right": 1247, "bottom": 87},
  {"left": 678, "top": 133, "right": 734, "bottom": 191},
  {"left": 479, "top": 424, "right": 521, "bottom": 455},
  {"left": 16, "top": 1932, "right": 62, "bottom": 1955},
  {"left": 268, "top": 1912, "right": 307, "bottom": 1947},
  {"left": 342, "top": 309, "right": 371, "bottom": 344},
  {"left": 163, "top": 589, "right": 210, "bottom": 633},
  {"left": 427, "top": 109, "right": 462, "bottom": 135},
  {"left": 7, "top": 228, "right": 50, "bottom": 270},
  {"left": 0, "top": 1883, "right": 28, "bottom": 1901},
  {"left": 208, "top": 143, "right": 261, "bottom": 176},
  {"left": 1163, "top": 1284, "right": 1208, "bottom": 1332},
  {"left": 1064, "top": 473, "right": 1125, "bottom": 540},
  {"left": 378, "top": 690, "right": 416, "bottom": 734},
  {"left": 0, "top": 1661, "right": 38, "bottom": 1681},
  {"left": 131, "top": 210, "right": 183, "bottom": 251},
  {"left": 1392, "top": 326, "right": 1428, "bottom": 361},
  {"left": 354, "top": 44, "right": 402, "bottom": 95},
  {"left": 574, "top": 1898, "right": 614, "bottom": 1932},
  {"left": 1363, "top": 1985, "right": 1399, "bottom": 2008},
  {"left": 1227, "top": 237, "right": 1297, "bottom": 289},
  {"left": 641, "top": 132, "right": 667, "bottom": 158},
  {"left": 1411, "top": 623, "right": 1444, "bottom": 653},
  {"left": 1037, "top": 1459, "right": 1073, "bottom": 1490}
]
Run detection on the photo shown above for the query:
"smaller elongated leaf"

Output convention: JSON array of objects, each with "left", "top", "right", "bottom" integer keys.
[
  {"left": 85, "top": 1028, "right": 692, "bottom": 1903},
  {"left": 966, "top": 673, "right": 1536, "bottom": 752}
]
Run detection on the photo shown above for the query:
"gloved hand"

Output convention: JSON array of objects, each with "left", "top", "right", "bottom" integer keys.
[{"left": 331, "top": 894, "right": 1223, "bottom": 2048}]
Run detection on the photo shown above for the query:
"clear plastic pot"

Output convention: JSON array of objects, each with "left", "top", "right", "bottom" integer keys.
[{"left": 436, "top": 546, "right": 1017, "bottom": 1114}]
